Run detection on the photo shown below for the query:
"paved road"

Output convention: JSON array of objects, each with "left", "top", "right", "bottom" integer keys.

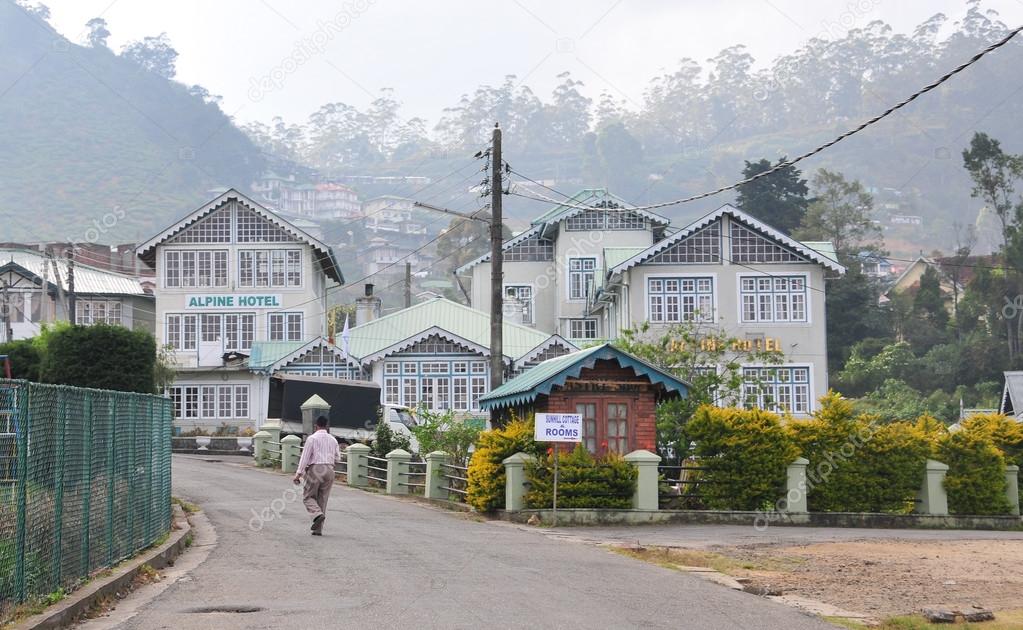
[{"left": 85, "top": 455, "right": 836, "bottom": 630}]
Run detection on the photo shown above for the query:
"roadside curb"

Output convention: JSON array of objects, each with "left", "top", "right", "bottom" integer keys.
[{"left": 11, "top": 505, "right": 193, "bottom": 630}]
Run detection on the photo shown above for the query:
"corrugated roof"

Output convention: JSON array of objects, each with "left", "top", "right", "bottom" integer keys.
[
  {"left": 480, "top": 343, "right": 689, "bottom": 410},
  {"left": 1000, "top": 371, "right": 1023, "bottom": 416},
  {"left": 347, "top": 298, "right": 553, "bottom": 361},
  {"left": 800, "top": 241, "right": 840, "bottom": 266},
  {"left": 529, "top": 189, "right": 670, "bottom": 227},
  {"left": 0, "top": 248, "right": 146, "bottom": 295},
  {"left": 248, "top": 341, "right": 307, "bottom": 370}
]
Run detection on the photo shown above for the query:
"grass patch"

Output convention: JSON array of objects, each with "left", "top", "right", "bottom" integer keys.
[
  {"left": 132, "top": 564, "right": 160, "bottom": 588},
  {"left": 826, "top": 610, "right": 1023, "bottom": 630},
  {"left": 183, "top": 533, "right": 194, "bottom": 548},
  {"left": 171, "top": 497, "right": 200, "bottom": 514},
  {"left": 608, "top": 545, "right": 793, "bottom": 575}
]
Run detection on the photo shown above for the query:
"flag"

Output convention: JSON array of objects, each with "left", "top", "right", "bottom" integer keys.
[{"left": 340, "top": 315, "right": 351, "bottom": 362}]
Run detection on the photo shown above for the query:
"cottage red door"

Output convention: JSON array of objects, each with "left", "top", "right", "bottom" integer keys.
[{"left": 574, "top": 399, "right": 632, "bottom": 456}]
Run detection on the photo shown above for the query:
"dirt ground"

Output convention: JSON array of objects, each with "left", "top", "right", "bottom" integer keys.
[{"left": 722, "top": 538, "right": 1023, "bottom": 618}]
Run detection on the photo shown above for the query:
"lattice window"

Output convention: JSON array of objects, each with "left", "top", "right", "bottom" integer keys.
[
  {"left": 236, "top": 208, "right": 299, "bottom": 243},
  {"left": 504, "top": 234, "right": 554, "bottom": 261},
  {"left": 739, "top": 275, "right": 808, "bottom": 323},
  {"left": 169, "top": 207, "right": 232, "bottom": 244},
  {"left": 742, "top": 366, "right": 811, "bottom": 414},
  {"left": 649, "top": 222, "right": 721, "bottom": 264},
  {"left": 404, "top": 334, "right": 474, "bottom": 355},
  {"left": 566, "top": 210, "right": 606, "bottom": 231},
  {"left": 522, "top": 343, "right": 573, "bottom": 369},
  {"left": 729, "top": 223, "right": 804, "bottom": 263},
  {"left": 607, "top": 211, "right": 645, "bottom": 230},
  {"left": 648, "top": 277, "right": 715, "bottom": 323}
]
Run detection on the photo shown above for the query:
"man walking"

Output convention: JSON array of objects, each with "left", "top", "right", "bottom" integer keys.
[{"left": 293, "top": 415, "right": 340, "bottom": 536}]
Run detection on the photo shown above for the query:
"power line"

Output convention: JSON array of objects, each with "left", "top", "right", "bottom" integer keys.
[{"left": 510, "top": 24, "right": 1023, "bottom": 213}]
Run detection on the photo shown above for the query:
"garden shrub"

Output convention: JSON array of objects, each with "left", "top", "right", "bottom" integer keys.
[
  {"left": 0, "top": 339, "right": 42, "bottom": 381},
  {"left": 685, "top": 405, "right": 799, "bottom": 510},
  {"left": 788, "top": 394, "right": 932, "bottom": 513},
  {"left": 524, "top": 444, "right": 637, "bottom": 509},
  {"left": 940, "top": 429, "right": 1011, "bottom": 515},
  {"left": 409, "top": 409, "right": 483, "bottom": 465},
  {"left": 371, "top": 420, "right": 410, "bottom": 458},
  {"left": 466, "top": 416, "right": 537, "bottom": 512},
  {"left": 40, "top": 324, "right": 157, "bottom": 393},
  {"left": 958, "top": 413, "right": 1023, "bottom": 465}
]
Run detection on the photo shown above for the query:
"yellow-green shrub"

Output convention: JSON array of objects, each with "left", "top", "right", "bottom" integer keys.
[
  {"left": 788, "top": 394, "right": 932, "bottom": 513},
  {"left": 685, "top": 405, "right": 799, "bottom": 510},
  {"left": 958, "top": 413, "right": 1023, "bottom": 465},
  {"left": 465, "top": 416, "right": 536, "bottom": 512},
  {"left": 524, "top": 445, "right": 637, "bottom": 509},
  {"left": 940, "top": 429, "right": 1011, "bottom": 515}
]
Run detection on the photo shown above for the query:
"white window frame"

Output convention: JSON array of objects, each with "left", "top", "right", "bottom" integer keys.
[
  {"left": 741, "top": 365, "right": 813, "bottom": 415},
  {"left": 238, "top": 248, "right": 303, "bottom": 288},
  {"left": 569, "top": 318, "right": 598, "bottom": 339},
  {"left": 567, "top": 257, "right": 598, "bottom": 301},
  {"left": 166, "top": 314, "right": 198, "bottom": 351},
  {"left": 76, "top": 300, "right": 123, "bottom": 326},
  {"left": 268, "top": 312, "right": 304, "bottom": 342},
  {"left": 644, "top": 273, "right": 717, "bottom": 323},
  {"left": 164, "top": 249, "right": 229, "bottom": 289},
  {"left": 504, "top": 283, "right": 535, "bottom": 325},
  {"left": 736, "top": 272, "right": 811, "bottom": 324}
]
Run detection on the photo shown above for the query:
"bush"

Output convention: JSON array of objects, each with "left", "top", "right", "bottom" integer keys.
[
  {"left": 371, "top": 420, "right": 410, "bottom": 458},
  {"left": 466, "top": 416, "right": 537, "bottom": 512},
  {"left": 524, "top": 444, "right": 637, "bottom": 509},
  {"left": 0, "top": 339, "right": 42, "bottom": 381},
  {"left": 40, "top": 324, "right": 157, "bottom": 393},
  {"left": 940, "top": 429, "right": 1012, "bottom": 515},
  {"left": 685, "top": 405, "right": 800, "bottom": 510},
  {"left": 409, "top": 409, "right": 483, "bottom": 465},
  {"left": 788, "top": 395, "right": 932, "bottom": 513}
]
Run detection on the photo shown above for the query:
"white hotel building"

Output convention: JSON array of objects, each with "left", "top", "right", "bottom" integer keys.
[{"left": 136, "top": 189, "right": 344, "bottom": 432}]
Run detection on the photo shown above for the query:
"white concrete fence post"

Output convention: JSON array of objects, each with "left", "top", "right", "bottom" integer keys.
[
  {"left": 386, "top": 448, "right": 412, "bottom": 495},
  {"left": 783, "top": 457, "right": 809, "bottom": 514},
  {"left": 252, "top": 430, "right": 271, "bottom": 465},
  {"left": 502, "top": 452, "right": 534, "bottom": 511},
  {"left": 1006, "top": 465, "right": 1020, "bottom": 517},
  {"left": 624, "top": 449, "right": 661, "bottom": 511},
  {"left": 346, "top": 443, "right": 370, "bottom": 488},
  {"left": 915, "top": 459, "right": 950, "bottom": 516},
  {"left": 424, "top": 451, "right": 450, "bottom": 501},
  {"left": 280, "top": 434, "right": 302, "bottom": 473}
]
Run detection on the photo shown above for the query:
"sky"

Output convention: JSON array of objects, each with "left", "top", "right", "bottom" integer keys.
[{"left": 39, "top": 0, "right": 1023, "bottom": 127}]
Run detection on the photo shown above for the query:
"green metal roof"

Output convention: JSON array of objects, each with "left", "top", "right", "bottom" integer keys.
[
  {"left": 248, "top": 341, "right": 307, "bottom": 370},
  {"left": 479, "top": 343, "right": 689, "bottom": 410},
  {"left": 347, "top": 298, "right": 554, "bottom": 361},
  {"left": 800, "top": 241, "right": 840, "bottom": 265},
  {"left": 529, "top": 189, "right": 670, "bottom": 227}
]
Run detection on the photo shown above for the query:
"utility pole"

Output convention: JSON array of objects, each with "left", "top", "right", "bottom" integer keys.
[
  {"left": 1, "top": 281, "right": 11, "bottom": 343},
  {"left": 489, "top": 123, "right": 504, "bottom": 391},
  {"left": 404, "top": 262, "right": 412, "bottom": 308},
  {"left": 67, "top": 247, "right": 77, "bottom": 325}
]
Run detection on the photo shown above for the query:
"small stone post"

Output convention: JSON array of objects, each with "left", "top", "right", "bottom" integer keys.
[
  {"left": 624, "top": 449, "right": 661, "bottom": 511},
  {"left": 280, "top": 434, "right": 302, "bottom": 473},
  {"left": 261, "top": 418, "right": 282, "bottom": 443},
  {"left": 502, "top": 452, "right": 534, "bottom": 511},
  {"left": 915, "top": 459, "right": 950, "bottom": 516},
  {"left": 386, "top": 449, "right": 412, "bottom": 495},
  {"left": 346, "top": 443, "right": 370, "bottom": 488},
  {"left": 783, "top": 457, "right": 809, "bottom": 513},
  {"left": 1006, "top": 465, "right": 1020, "bottom": 516},
  {"left": 300, "top": 394, "right": 331, "bottom": 436},
  {"left": 424, "top": 451, "right": 450, "bottom": 501},
  {"left": 252, "top": 430, "right": 271, "bottom": 465}
]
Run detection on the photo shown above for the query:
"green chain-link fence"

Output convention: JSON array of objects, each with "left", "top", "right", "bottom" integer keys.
[{"left": 0, "top": 379, "right": 172, "bottom": 619}]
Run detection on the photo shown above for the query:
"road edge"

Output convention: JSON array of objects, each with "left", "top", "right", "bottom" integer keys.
[{"left": 11, "top": 505, "right": 193, "bottom": 630}]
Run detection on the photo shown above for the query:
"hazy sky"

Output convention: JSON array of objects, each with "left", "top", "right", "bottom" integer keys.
[{"left": 41, "top": 0, "right": 1023, "bottom": 127}]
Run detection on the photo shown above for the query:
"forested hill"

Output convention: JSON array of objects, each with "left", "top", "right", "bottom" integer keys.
[{"left": 0, "top": 0, "right": 263, "bottom": 244}]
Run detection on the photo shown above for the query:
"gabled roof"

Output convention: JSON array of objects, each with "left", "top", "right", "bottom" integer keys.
[
  {"left": 529, "top": 188, "right": 670, "bottom": 229},
  {"left": 346, "top": 297, "right": 554, "bottom": 362},
  {"left": 479, "top": 343, "right": 689, "bottom": 410},
  {"left": 1000, "top": 371, "right": 1023, "bottom": 417},
  {"left": 0, "top": 249, "right": 147, "bottom": 295},
  {"left": 135, "top": 188, "right": 343, "bottom": 284},
  {"left": 610, "top": 204, "right": 846, "bottom": 275},
  {"left": 514, "top": 334, "right": 578, "bottom": 368},
  {"left": 249, "top": 338, "right": 355, "bottom": 373},
  {"left": 455, "top": 225, "right": 544, "bottom": 275}
]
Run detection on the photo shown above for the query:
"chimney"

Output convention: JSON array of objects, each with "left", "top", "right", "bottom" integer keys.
[{"left": 355, "top": 283, "right": 381, "bottom": 324}]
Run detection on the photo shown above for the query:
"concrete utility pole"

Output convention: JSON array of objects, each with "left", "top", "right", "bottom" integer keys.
[
  {"left": 489, "top": 123, "right": 504, "bottom": 391},
  {"left": 67, "top": 247, "right": 76, "bottom": 325},
  {"left": 1, "top": 280, "right": 11, "bottom": 343},
  {"left": 404, "top": 262, "right": 412, "bottom": 308}
]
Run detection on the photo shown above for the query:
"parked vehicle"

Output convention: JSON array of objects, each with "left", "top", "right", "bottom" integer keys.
[{"left": 269, "top": 374, "right": 417, "bottom": 448}]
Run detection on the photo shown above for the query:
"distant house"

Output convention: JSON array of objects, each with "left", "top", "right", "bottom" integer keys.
[
  {"left": 883, "top": 257, "right": 961, "bottom": 312},
  {"left": 0, "top": 247, "right": 153, "bottom": 342},
  {"left": 890, "top": 214, "right": 923, "bottom": 226},
  {"left": 999, "top": 371, "right": 1023, "bottom": 420},
  {"left": 855, "top": 251, "right": 894, "bottom": 279}
]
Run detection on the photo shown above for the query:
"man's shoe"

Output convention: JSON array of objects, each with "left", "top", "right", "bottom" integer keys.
[
  {"left": 311, "top": 514, "right": 325, "bottom": 531},
  {"left": 311, "top": 531, "right": 322, "bottom": 536}
]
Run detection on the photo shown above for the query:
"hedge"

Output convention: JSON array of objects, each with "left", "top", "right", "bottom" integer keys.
[
  {"left": 466, "top": 417, "right": 537, "bottom": 512},
  {"left": 0, "top": 338, "right": 42, "bottom": 381},
  {"left": 40, "top": 323, "right": 157, "bottom": 393},
  {"left": 524, "top": 445, "right": 637, "bottom": 509},
  {"left": 685, "top": 405, "right": 799, "bottom": 510},
  {"left": 940, "top": 429, "right": 1011, "bottom": 515}
]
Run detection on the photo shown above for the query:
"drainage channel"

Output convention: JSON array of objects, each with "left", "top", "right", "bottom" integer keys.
[{"left": 185, "top": 605, "right": 264, "bottom": 614}]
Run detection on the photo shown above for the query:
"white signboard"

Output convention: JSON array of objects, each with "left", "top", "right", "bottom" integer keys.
[
  {"left": 534, "top": 413, "right": 583, "bottom": 443},
  {"left": 185, "top": 294, "right": 283, "bottom": 310}
]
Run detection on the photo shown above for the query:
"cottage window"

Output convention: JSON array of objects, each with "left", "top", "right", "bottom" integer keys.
[
  {"left": 268, "top": 312, "right": 303, "bottom": 342},
  {"left": 742, "top": 366, "right": 811, "bottom": 414},
  {"left": 165, "top": 250, "right": 228, "bottom": 288},
  {"left": 647, "top": 277, "right": 714, "bottom": 323},
  {"left": 505, "top": 285, "right": 534, "bottom": 324},
  {"left": 77, "top": 300, "right": 122, "bottom": 326},
  {"left": 569, "top": 319, "right": 597, "bottom": 339},
  {"left": 239, "top": 249, "right": 302, "bottom": 288},
  {"left": 166, "top": 314, "right": 198, "bottom": 350},
  {"left": 739, "top": 275, "right": 807, "bottom": 323},
  {"left": 568, "top": 257, "right": 597, "bottom": 300},
  {"left": 382, "top": 359, "right": 489, "bottom": 412}
]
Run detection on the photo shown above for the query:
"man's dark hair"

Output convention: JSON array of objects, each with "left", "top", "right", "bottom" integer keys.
[{"left": 315, "top": 415, "right": 330, "bottom": 429}]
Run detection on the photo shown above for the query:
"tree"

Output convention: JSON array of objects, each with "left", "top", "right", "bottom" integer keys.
[
  {"left": 736, "top": 157, "right": 809, "bottom": 234},
  {"left": 547, "top": 72, "right": 591, "bottom": 148},
  {"left": 962, "top": 132, "right": 1021, "bottom": 251},
  {"left": 40, "top": 324, "right": 158, "bottom": 393},
  {"left": 593, "top": 122, "right": 643, "bottom": 195},
  {"left": 794, "top": 169, "right": 882, "bottom": 258},
  {"left": 84, "top": 17, "right": 110, "bottom": 48},
  {"left": 914, "top": 266, "right": 950, "bottom": 328},
  {"left": 121, "top": 33, "right": 179, "bottom": 79},
  {"left": 824, "top": 265, "right": 890, "bottom": 370}
]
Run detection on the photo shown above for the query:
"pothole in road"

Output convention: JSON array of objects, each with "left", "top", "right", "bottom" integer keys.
[{"left": 185, "top": 605, "right": 264, "bottom": 613}]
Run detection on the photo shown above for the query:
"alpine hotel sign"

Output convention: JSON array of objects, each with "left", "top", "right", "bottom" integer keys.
[{"left": 185, "top": 294, "right": 283, "bottom": 309}]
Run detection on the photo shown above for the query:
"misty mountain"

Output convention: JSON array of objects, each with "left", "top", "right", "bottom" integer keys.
[{"left": 0, "top": 0, "right": 263, "bottom": 244}]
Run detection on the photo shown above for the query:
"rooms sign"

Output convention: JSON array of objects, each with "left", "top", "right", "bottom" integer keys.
[{"left": 185, "top": 294, "right": 283, "bottom": 309}]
